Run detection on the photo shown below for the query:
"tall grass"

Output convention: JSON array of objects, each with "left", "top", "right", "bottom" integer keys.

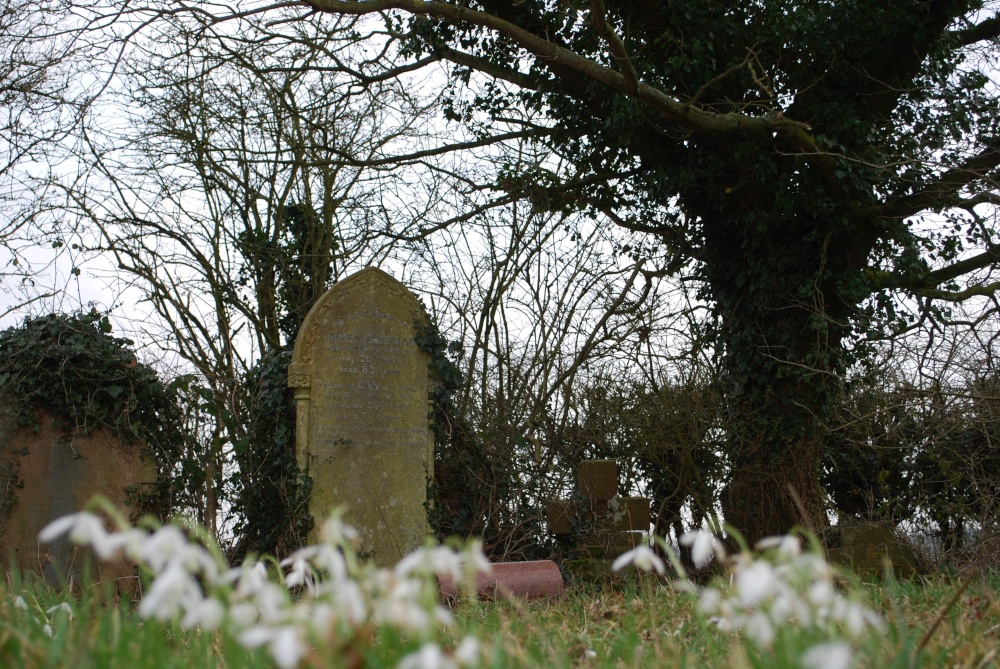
[{"left": 2, "top": 508, "right": 997, "bottom": 669}]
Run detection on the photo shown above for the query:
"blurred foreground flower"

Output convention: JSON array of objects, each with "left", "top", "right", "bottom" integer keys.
[
  {"left": 614, "top": 530, "right": 884, "bottom": 669},
  {"left": 39, "top": 507, "right": 489, "bottom": 669}
]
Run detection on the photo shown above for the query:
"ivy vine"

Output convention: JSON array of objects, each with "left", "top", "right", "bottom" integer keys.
[
  {"left": 0, "top": 311, "right": 184, "bottom": 525},
  {"left": 230, "top": 348, "right": 313, "bottom": 560}
]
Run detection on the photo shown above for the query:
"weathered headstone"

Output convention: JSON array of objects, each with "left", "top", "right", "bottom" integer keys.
[
  {"left": 824, "top": 524, "right": 921, "bottom": 578},
  {"left": 288, "top": 267, "right": 434, "bottom": 565},
  {"left": 0, "top": 408, "right": 155, "bottom": 591}
]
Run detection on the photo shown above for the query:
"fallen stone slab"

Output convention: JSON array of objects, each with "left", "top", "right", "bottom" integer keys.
[{"left": 438, "top": 560, "right": 563, "bottom": 601}]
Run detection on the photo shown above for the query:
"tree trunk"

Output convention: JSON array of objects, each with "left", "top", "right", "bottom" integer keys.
[{"left": 683, "top": 139, "right": 866, "bottom": 545}]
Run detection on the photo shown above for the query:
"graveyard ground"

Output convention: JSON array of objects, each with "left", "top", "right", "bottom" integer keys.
[{"left": 1, "top": 570, "right": 997, "bottom": 668}]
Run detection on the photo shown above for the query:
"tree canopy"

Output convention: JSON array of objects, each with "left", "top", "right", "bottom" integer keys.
[
  {"left": 292, "top": 0, "right": 1000, "bottom": 540},
  {"left": 3, "top": 0, "right": 998, "bottom": 543}
]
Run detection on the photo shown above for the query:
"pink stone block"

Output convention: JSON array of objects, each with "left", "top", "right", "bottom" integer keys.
[{"left": 438, "top": 560, "right": 564, "bottom": 601}]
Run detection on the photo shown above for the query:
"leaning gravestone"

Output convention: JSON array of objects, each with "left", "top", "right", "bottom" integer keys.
[
  {"left": 288, "top": 267, "right": 434, "bottom": 565},
  {"left": 0, "top": 409, "right": 156, "bottom": 590},
  {"left": 0, "top": 312, "right": 169, "bottom": 595}
]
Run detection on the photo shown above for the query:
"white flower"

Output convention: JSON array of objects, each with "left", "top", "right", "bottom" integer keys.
[
  {"left": 697, "top": 588, "right": 722, "bottom": 615},
  {"left": 332, "top": 581, "right": 367, "bottom": 626},
  {"left": 319, "top": 515, "right": 358, "bottom": 546},
  {"left": 138, "top": 563, "right": 203, "bottom": 621},
  {"left": 735, "top": 560, "right": 777, "bottom": 607},
  {"left": 138, "top": 526, "right": 189, "bottom": 573},
  {"left": 396, "top": 546, "right": 462, "bottom": 583},
  {"left": 42, "top": 624, "right": 53, "bottom": 638},
  {"left": 398, "top": 643, "right": 457, "bottom": 669},
  {"left": 46, "top": 602, "right": 73, "bottom": 619},
  {"left": 13, "top": 596, "right": 28, "bottom": 610},
  {"left": 744, "top": 612, "right": 774, "bottom": 648},
  {"left": 270, "top": 626, "right": 308, "bottom": 669},
  {"left": 801, "top": 641, "right": 853, "bottom": 669},
  {"left": 808, "top": 580, "right": 835, "bottom": 607},
  {"left": 180, "top": 596, "right": 224, "bottom": 631},
  {"left": 462, "top": 540, "right": 492, "bottom": 577},
  {"left": 756, "top": 535, "right": 802, "bottom": 558},
  {"left": 611, "top": 544, "right": 666, "bottom": 576},
  {"left": 282, "top": 555, "right": 312, "bottom": 589},
  {"left": 229, "top": 602, "right": 259, "bottom": 628},
  {"left": 453, "top": 636, "right": 481, "bottom": 667},
  {"left": 38, "top": 513, "right": 82, "bottom": 543},
  {"left": 680, "top": 529, "right": 726, "bottom": 567},
  {"left": 240, "top": 625, "right": 308, "bottom": 669}
]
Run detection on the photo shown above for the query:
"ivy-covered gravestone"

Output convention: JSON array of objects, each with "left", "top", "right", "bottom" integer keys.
[{"left": 0, "top": 312, "right": 179, "bottom": 592}]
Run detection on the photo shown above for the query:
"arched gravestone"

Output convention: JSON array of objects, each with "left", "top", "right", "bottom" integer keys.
[
  {"left": 0, "top": 408, "right": 156, "bottom": 590},
  {"left": 288, "top": 267, "right": 433, "bottom": 565}
]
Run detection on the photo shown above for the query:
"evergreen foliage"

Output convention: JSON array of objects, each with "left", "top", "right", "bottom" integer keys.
[
  {"left": 0, "top": 311, "right": 183, "bottom": 519},
  {"left": 230, "top": 349, "right": 313, "bottom": 560},
  {"left": 415, "top": 321, "right": 542, "bottom": 560},
  {"left": 302, "top": 0, "right": 1000, "bottom": 541}
]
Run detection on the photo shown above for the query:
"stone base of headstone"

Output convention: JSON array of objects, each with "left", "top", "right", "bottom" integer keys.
[
  {"left": 824, "top": 525, "right": 921, "bottom": 578},
  {"left": 0, "top": 413, "right": 155, "bottom": 596}
]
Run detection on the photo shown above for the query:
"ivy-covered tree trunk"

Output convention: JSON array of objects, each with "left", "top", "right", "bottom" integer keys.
[{"left": 684, "top": 136, "right": 876, "bottom": 543}]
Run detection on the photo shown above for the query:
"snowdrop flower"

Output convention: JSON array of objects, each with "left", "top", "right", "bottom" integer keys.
[
  {"left": 744, "top": 612, "right": 775, "bottom": 648},
  {"left": 319, "top": 514, "right": 358, "bottom": 546},
  {"left": 270, "top": 626, "right": 308, "bottom": 669},
  {"left": 137, "top": 525, "right": 190, "bottom": 573},
  {"left": 398, "top": 642, "right": 457, "bottom": 669},
  {"left": 453, "top": 636, "right": 481, "bottom": 667},
  {"left": 612, "top": 544, "right": 666, "bottom": 576},
  {"left": 808, "top": 580, "right": 835, "bottom": 607},
  {"left": 241, "top": 625, "right": 308, "bottom": 669},
  {"left": 396, "top": 545, "right": 462, "bottom": 583},
  {"left": 697, "top": 588, "right": 722, "bottom": 615},
  {"left": 138, "top": 563, "right": 203, "bottom": 621},
  {"left": 757, "top": 534, "right": 802, "bottom": 558},
  {"left": 373, "top": 593, "right": 432, "bottom": 635},
  {"left": 331, "top": 580, "right": 367, "bottom": 626},
  {"left": 228, "top": 602, "right": 259, "bottom": 628},
  {"left": 680, "top": 529, "right": 726, "bottom": 567},
  {"left": 38, "top": 512, "right": 86, "bottom": 543},
  {"left": 46, "top": 602, "right": 73, "bottom": 619},
  {"left": 801, "top": 641, "right": 853, "bottom": 669},
  {"left": 42, "top": 624, "right": 53, "bottom": 638},
  {"left": 735, "top": 559, "right": 777, "bottom": 607},
  {"left": 38, "top": 512, "right": 119, "bottom": 558},
  {"left": 463, "top": 540, "right": 492, "bottom": 577},
  {"left": 13, "top": 596, "right": 28, "bottom": 610},
  {"left": 282, "top": 554, "right": 313, "bottom": 590},
  {"left": 180, "top": 596, "right": 224, "bottom": 631}
]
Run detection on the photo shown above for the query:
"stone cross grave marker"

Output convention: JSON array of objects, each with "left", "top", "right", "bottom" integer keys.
[
  {"left": 288, "top": 267, "right": 433, "bottom": 565},
  {"left": 546, "top": 459, "right": 650, "bottom": 557}
]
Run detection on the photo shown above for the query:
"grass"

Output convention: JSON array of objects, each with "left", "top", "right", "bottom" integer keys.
[{"left": 2, "top": 568, "right": 997, "bottom": 669}]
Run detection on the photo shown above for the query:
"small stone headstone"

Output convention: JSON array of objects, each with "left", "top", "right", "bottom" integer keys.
[
  {"left": 825, "top": 524, "right": 920, "bottom": 578},
  {"left": 0, "top": 409, "right": 155, "bottom": 591},
  {"left": 546, "top": 459, "right": 650, "bottom": 558},
  {"left": 288, "top": 267, "right": 433, "bottom": 565}
]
